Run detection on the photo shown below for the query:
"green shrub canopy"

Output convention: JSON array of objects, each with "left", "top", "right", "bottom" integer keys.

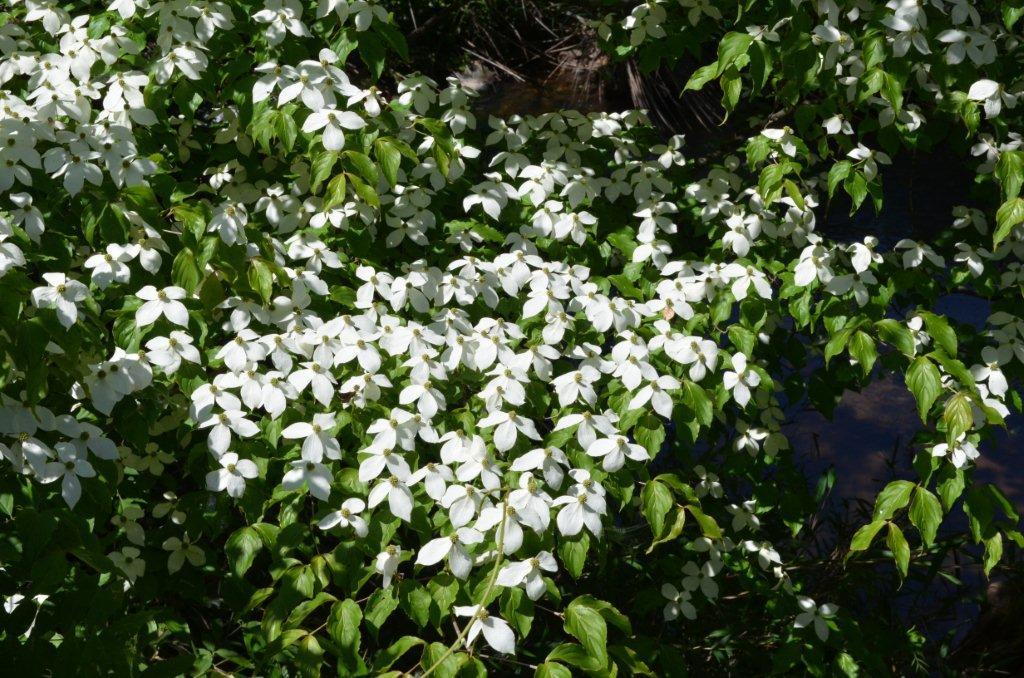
[{"left": 1, "top": 0, "right": 1023, "bottom": 674}]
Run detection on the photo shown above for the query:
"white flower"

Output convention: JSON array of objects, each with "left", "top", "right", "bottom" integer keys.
[
  {"left": 84, "top": 244, "right": 133, "bottom": 289},
  {"left": 39, "top": 442, "right": 95, "bottom": 508},
  {"left": 682, "top": 560, "right": 719, "bottom": 599},
  {"left": 162, "top": 535, "right": 205, "bottom": 574},
  {"left": 109, "top": 546, "right": 146, "bottom": 582},
  {"left": 209, "top": 202, "right": 248, "bottom": 245},
  {"left": 726, "top": 500, "right": 760, "bottom": 532},
  {"left": 661, "top": 583, "right": 697, "bottom": 621},
  {"left": 722, "top": 354, "right": 761, "bottom": 407},
  {"left": 135, "top": 285, "right": 189, "bottom": 327},
  {"left": 282, "top": 459, "right": 333, "bottom": 501},
  {"left": 254, "top": 0, "right": 309, "bottom": 45},
  {"left": 794, "top": 596, "right": 837, "bottom": 641},
  {"left": 628, "top": 374, "right": 681, "bottom": 418},
  {"left": 552, "top": 471, "right": 606, "bottom": 537},
  {"left": 206, "top": 452, "right": 258, "bottom": 498},
  {"left": 822, "top": 114, "right": 852, "bottom": 136},
  {"left": 895, "top": 239, "right": 945, "bottom": 269},
  {"left": 586, "top": 435, "right": 650, "bottom": 472},
  {"left": 968, "top": 79, "right": 1017, "bottom": 119},
  {"left": 318, "top": 498, "right": 369, "bottom": 537},
  {"left": 454, "top": 605, "right": 516, "bottom": 655},
  {"left": 794, "top": 243, "right": 834, "bottom": 287},
  {"left": 931, "top": 436, "right": 980, "bottom": 469},
  {"left": 416, "top": 527, "right": 484, "bottom": 579},
  {"left": 478, "top": 410, "right": 541, "bottom": 452},
  {"left": 553, "top": 411, "right": 619, "bottom": 450},
  {"left": 368, "top": 474, "right": 415, "bottom": 521},
  {"left": 496, "top": 551, "right": 557, "bottom": 600},
  {"left": 145, "top": 332, "right": 201, "bottom": 374},
  {"left": 971, "top": 346, "right": 1011, "bottom": 397},
  {"left": 375, "top": 545, "right": 401, "bottom": 587},
  {"left": 199, "top": 409, "right": 260, "bottom": 456},
  {"left": 10, "top": 193, "right": 45, "bottom": 241},
  {"left": 302, "top": 108, "right": 366, "bottom": 151},
  {"left": 282, "top": 413, "right": 341, "bottom": 461},
  {"left": 694, "top": 465, "right": 723, "bottom": 498},
  {"left": 510, "top": 446, "right": 569, "bottom": 490},
  {"left": 847, "top": 144, "right": 891, "bottom": 181},
  {"left": 440, "top": 483, "right": 484, "bottom": 527},
  {"left": 31, "top": 273, "right": 88, "bottom": 328},
  {"left": 761, "top": 127, "right": 799, "bottom": 157}
]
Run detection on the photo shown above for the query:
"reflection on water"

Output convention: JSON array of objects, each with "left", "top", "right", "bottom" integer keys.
[{"left": 789, "top": 375, "right": 1024, "bottom": 512}]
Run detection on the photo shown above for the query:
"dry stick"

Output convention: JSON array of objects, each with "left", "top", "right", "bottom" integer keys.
[
  {"left": 413, "top": 493, "right": 511, "bottom": 678},
  {"left": 462, "top": 47, "right": 527, "bottom": 83}
]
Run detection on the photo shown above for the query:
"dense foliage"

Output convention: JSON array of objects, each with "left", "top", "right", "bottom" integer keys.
[{"left": 1, "top": 0, "right": 1023, "bottom": 675}]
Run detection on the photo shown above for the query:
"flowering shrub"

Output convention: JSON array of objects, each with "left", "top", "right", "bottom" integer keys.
[{"left": 1, "top": 0, "right": 1023, "bottom": 675}]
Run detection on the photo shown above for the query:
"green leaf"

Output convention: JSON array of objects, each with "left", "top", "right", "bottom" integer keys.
[
  {"left": 421, "top": 643, "right": 460, "bottom": 678},
  {"left": 536, "top": 662, "right": 573, "bottom": 678},
  {"left": 171, "top": 249, "right": 201, "bottom": 294},
  {"left": 328, "top": 599, "right": 363, "bottom": 672},
  {"left": 641, "top": 480, "right": 673, "bottom": 540},
  {"left": 942, "top": 392, "right": 973, "bottom": 443},
  {"left": 364, "top": 588, "right": 399, "bottom": 635},
  {"left": 824, "top": 325, "right": 855, "bottom": 365},
  {"left": 849, "top": 519, "right": 885, "bottom": 553},
  {"left": 687, "top": 505, "right": 722, "bottom": 539},
  {"left": 919, "top": 312, "right": 957, "bottom": 357},
  {"left": 721, "top": 70, "right": 742, "bottom": 112},
  {"left": 372, "top": 636, "right": 424, "bottom": 672},
  {"left": 323, "top": 173, "right": 348, "bottom": 210},
  {"left": 1006, "top": 5, "right": 1024, "bottom": 29},
  {"left": 374, "top": 138, "right": 402, "bottom": 187},
  {"left": 348, "top": 173, "right": 380, "bottom": 209},
  {"left": 546, "top": 643, "right": 604, "bottom": 672},
  {"left": 905, "top": 356, "right": 941, "bottom": 422},
  {"left": 881, "top": 71, "right": 903, "bottom": 111},
  {"left": 558, "top": 533, "right": 589, "bottom": 580},
  {"left": 682, "top": 381, "right": 713, "bottom": 427},
  {"left": 716, "top": 32, "right": 753, "bottom": 76},
  {"left": 909, "top": 486, "right": 942, "bottom": 547},
  {"left": 845, "top": 171, "right": 869, "bottom": 212},
  {"left": 287, "top": 592, "right": 335, "bottom": 629},
  {"left": 728, "top": 325, "right": 756, "bottom": 356},
  {"left": 684, "top": 64, "right": 717, "bottom": 92},
  {"left": 634, "top": 416, "right": 666, "bottom": 457},
  {"left": 275, "top": 111, "right": 298, "bottom": 152},
  {"left": 836, "top": 652, "right": 860, "bottom": 677},
  {"left": 345, "top": 151, "right": 380, "bottom": 186},
  {"left": 564, "top": 600, "right": 608, "bottom": 669},
  {"left": 886, "top": 522, "right": 910, "bottom": 577},
  {"left": 863, "top": 35, "right": 886, "bottom": 69},
  {"left": 647, "top": 506, "right": 686, "bottom": 553},
  {"left": 500, "top": 587, "right": 535, "bottom": 638},
  {"left": 994, "top": 197, "right": 1024, "bottom": 247},
  {"left": 983, "top": 533, "right": 1003, "bottom": 576},
  {"left": 995, "top": 150, "right": 1024, "bottom": 200},
  {"left": 828, "top": 161, "right": 852, "bottom": 197},
  {"left": 310, "top": 151, "right": 338, "bottom": 194},
  {"left": 873, "top": 480, "right": 914, "bottom": 521},
  {"left": 848, "top": 331, "right": 877, "bottom": 375},
  {"left": 749, "top": 40, "right": 772, "bottom": 91},
  {"left": 937, "top": 468, "right": 966, "bottom": 511},
  {"left": 225, "top": 526, "right": 262, "bottom": 578},
  {"left": 875, "top": 319, "right": 915, "bottom": 356},
  {"left": 783, "top": 179, "right": 806, "bottom": 210},
  {"left": 248, "top": 258, "right": 273, "bottom": 304},
  {"left": 358, "top": 32, "right": 387, "bottom": 81}
]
